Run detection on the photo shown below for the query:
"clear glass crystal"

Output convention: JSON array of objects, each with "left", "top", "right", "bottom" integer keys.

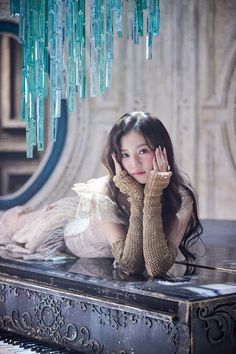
[{"left": 10, "top": 0, "right": 160, "bottom": 157}]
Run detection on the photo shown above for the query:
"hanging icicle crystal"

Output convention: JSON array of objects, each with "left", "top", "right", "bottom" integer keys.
[
  {"left": 10, "top": 0, "right": 160, "bottom": 157},
  {"left": 146, "top": 0, "right": 160, "bottom": 59}
]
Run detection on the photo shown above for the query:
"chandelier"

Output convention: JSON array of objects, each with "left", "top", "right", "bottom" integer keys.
[{"left": 10, "top": 0, "right": 160, "bottom": 157}]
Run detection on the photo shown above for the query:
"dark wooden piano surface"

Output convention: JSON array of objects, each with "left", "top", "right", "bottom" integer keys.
[{"left": 0, "top": 219, "right": 236, "bottom": 354}]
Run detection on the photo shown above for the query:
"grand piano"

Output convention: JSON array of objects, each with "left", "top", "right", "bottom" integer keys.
[{"left": 0, "top": 219, "right": 236, "bottom": 354}]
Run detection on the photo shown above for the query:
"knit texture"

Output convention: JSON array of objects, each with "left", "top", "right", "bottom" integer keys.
[
  {"left": 112, "top": 171, "right": 145, "bottom": 274},
  {"left": 143, "top": 170, "right": 178, "bottom": 276}
]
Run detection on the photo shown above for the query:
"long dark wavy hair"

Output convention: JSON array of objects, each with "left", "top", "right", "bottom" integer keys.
[{"left": 102, "top": 111, "right": 203, "bottom": 262}]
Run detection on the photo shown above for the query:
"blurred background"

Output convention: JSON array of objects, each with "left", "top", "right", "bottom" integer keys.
[{"left": 0, "top": 0, "right": 235, "bottom": 220}]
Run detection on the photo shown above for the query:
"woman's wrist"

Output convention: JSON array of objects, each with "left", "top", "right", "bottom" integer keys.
[
  {"left": 113, "top": 171, "right": 144, "bottom": 201},
  {"left": 144, "top": 170, "right": 172, "bottom": 196}
]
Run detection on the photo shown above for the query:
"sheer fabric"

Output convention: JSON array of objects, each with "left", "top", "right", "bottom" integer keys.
[
  {"left": 0, "top": 175, "right": 193, "bottom": 261},
  {"left": 64, "top": 176, "right": 126, "bottom": 257},
  {"left": 0, "top": 176, "right": 124, "bottom": 260}
]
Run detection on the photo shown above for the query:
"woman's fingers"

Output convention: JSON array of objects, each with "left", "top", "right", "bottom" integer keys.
[
  {"left": 163, "top": 147, "right": 170, "bottom": 169},
  {"left": 163, "top": 147, "right": 171, "bottom": 171},
  {"left": 155, "top": 147, "right": 165, "bottom": 171},
  {"left": 154, "top": 146, "right": 170, "bottom": 172},
  {"left": 152, "top": 155, "right": 158, "bottom": 170},
  {"left": 153, "top": 148, "right": 162, "bottom": 171},
  {"left": 159, "top": 146, "right": 166, "bottom": 170},
  {"left": 111, "top": 153, "right": 122, "bottom": 174},
  {"left": 154, "top": 148, "right": 160, "bottom": 170}
]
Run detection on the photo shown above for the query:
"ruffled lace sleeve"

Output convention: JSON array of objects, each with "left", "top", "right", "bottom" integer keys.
[
  {"left": 72, "top": 177, "right": 124, "bottom": 224},
  {"left": 166, "top": 189, "right": 193, "bottom": 247},
  {"left": 64, "top": 176, "right": 126, "bottom": 258},
  {"left": 64, "top": 176, "right": 125, "bottom": 238}
]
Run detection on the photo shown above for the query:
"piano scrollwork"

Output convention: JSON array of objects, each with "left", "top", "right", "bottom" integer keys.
[
  {"left": 0, "top": 284, "right": 7, "bottom": 302},
  {"left": 0, "top": 282, "right": 188, "bottom": 353},
  {"left": 63, "top": 323, "right": 103, "bottom": 353},
  {"left": 195, "top": 302, "right": 236, "bottom": 344},
  {"left": 91, "top": 304, "right": 128, "bottom": 330},
  {"left": 145, "top": 317, "right": 189, "bottom": 348},
  {"left": 0, "top": 309, "right": 35, "bottom": 335},
  {"left": 35, "top": 295, "right": 64, "bottom": 338}
]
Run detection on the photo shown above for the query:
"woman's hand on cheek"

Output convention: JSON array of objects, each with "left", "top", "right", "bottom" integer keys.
[
  {"left": 152, "top": 146, "right": 170, "bottom": 172},
  {"left": 112, "top": 153, "right": 144, "bottom": 199},
  {"left": 111, "top": 153, "right": 123, "bottom": 175},
  {"left": 145, "top": 147, "right": 172, "bottom": 194}
]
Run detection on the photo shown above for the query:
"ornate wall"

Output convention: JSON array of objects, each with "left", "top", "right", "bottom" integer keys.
[{"left": 0, "top": 0, "right": 235, "bottom": 219}]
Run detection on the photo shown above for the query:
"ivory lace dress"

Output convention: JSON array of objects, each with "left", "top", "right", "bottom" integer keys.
[
  {"left": 0, "top": 176, "right": 125, "bottom": 261},
  {"left": 0, "top": 175, "right": 193, "bottom": 262}
]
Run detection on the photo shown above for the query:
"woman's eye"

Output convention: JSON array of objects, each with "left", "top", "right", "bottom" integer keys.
[
  {"left": 139, "top": 149, "right": 147, "bottom": 154},
  {"left": 121, "top": 153, "right": 129, "bottom": 158}
]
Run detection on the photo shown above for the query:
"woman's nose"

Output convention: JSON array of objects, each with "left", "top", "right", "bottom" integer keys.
[{"left": 130, "top": 155, "right": 141, "bottom": 169}]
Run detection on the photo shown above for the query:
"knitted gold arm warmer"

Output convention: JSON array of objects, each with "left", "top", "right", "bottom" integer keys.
[
  {"left": 112, "top": 170, "right": 145, "bottom": 274},
  {"left": 143, "top": 171, "right": 178, "bottom": 277}
]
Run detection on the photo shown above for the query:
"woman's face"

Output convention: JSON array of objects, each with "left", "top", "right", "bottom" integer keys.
[{"left": 119, "top": 130, "right": 155, "bottom": 184}]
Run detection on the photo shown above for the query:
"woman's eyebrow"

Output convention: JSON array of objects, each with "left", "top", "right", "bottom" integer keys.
[
  {"left": 137, "top": 143, "right": 148, "bottom": 148},
  {"left": 121, "top": 143, "right": 148, "bottom": 151}
]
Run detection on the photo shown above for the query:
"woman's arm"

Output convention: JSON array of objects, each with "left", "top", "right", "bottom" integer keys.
[
  {"left": 100, "top": 170, "right": 145, "bottom": 274},
  {"left": 142, "top": 146, "right": 190, "bottom": 277},
  {"left": 143, "top": 170, "right": 178, "bottom": 277}
]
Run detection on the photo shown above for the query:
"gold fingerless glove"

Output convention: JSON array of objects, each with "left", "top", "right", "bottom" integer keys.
[
  {"left": 143, "top": 170, "right": 178, "bottom": 277},
  {"left": 113, "top": 170, "right": 144, "bottom": 203},
  {"left": 112, "top": 171, "right": 145, "bottom": 274}
]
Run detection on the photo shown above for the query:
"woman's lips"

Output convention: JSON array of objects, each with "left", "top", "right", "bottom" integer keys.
[{"left": 132, "top": 172, "right": 145, "bottom": 176}]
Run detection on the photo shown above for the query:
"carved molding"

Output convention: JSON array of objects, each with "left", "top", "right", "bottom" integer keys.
[
  {"left": 0, "top": 309, "right": 34, "bottom": 334},
  {"left": 195, "top": 302, "right": 236, "bottom": 344},
  {"left": 0, "top": 1, "right": 11, "bottom": 21},
  {"left": 35, "top": 295, "right": 64, "bottom": 338},
  {"left": 223, "top": 64, "right": 236, "bottom": 175},
  {"left": 62, "top": 324, "right": 103, "bottom": 353},
  {"left": 0, "top": 283, "right": 184, "bottom": 352},
  {"left": 206, "top": 0, "right": 216, "bottom": 100},
  {"left": 206, "top": 129, "right": 216, "bottom": 216},
  {"left": 0, "top": 284, "right": 6, "bottom": 302}
]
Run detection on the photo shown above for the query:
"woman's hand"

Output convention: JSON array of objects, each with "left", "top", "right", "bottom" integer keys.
[
  {"left": 152, "top": 146, "right": 170, "bottom": 172},
  {"left": 144, "top": 147, "right": 172, "bottom": 196},
  {"left": 111, "top": 153, "right": 123, "bottom": 175},
  {"left": 111, "top": 153, "right": 144, "bottom": 200}
]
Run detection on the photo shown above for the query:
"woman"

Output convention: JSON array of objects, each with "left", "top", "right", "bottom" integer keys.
[{"left": 0, "top": 112, "right": 202, "bottom": 276}]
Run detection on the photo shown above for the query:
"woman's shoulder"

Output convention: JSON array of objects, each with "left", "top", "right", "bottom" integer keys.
[
  {"left": 177, "top": 187, "right": 194, "bottom": 218},
  {"left": 72, "top": 175, "right": 112, "bottom": 197},
  {"left": 71, "top": 175, "right": 125, "bottom": 224}
]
